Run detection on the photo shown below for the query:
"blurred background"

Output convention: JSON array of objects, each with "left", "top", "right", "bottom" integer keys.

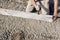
[{"left": 0, "top": 0, "right": 60, "bottom": 12}]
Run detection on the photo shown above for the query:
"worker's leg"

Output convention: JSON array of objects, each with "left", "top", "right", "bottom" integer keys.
[
  {"left": 26, "top": 0, "right": 34, "bottom": 12},
  {"left": 41, "top": 0, "right": 49, "bottom": 15}
]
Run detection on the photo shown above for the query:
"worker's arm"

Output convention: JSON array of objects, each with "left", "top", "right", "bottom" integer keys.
[
  {"left": 32, "top": 0, "right": 40, "bottom": 10},
  {"left": 54, "top": 0, "right": 58, "bottom": 16},
  {"left": 32, "top": 0, "right": 37, "bottom": 7},
  {"left": 52, "top": 0, "right": 58, "bottom": 21}
]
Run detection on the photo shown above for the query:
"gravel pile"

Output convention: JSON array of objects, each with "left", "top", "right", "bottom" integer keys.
[
  {"left": 0, "top": 14, "right": 60, "bottom": 40},
  {"left": 0, "top": 0, "right": 28, "bottom": 11},
  {"left": 0, "top": 0, "right": 60, "bottom": 40}
]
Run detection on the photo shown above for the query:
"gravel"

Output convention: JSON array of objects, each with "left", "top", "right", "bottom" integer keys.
[
  {"left": 0, "top": 0, "right": 28, "bottom": 11},
  {"left": 0, "top": 0, "right": 60, "bottom": 40},
  {"left": 0, "top": 14, "right": 60, "bottom": 40}
]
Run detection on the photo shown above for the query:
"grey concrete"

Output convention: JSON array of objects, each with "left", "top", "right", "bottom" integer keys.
[{"left": 0, "top": 8, "right": 53, "bottom": 22}]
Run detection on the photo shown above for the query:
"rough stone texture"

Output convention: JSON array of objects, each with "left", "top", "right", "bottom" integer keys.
[
  {"left": 0, "top": 0, "right": 28, "bottom": 11},
  {"left": 0, "top": 0, "right": 60, "bottom": 40},
  {"left": 0, "top": 14, "right": 60, "bottom": 40}
]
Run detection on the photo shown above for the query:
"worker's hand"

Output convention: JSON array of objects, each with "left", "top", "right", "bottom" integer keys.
[
  {"left": 40, "top": 0, "right": 44, "bottom": 1},
  {"left": 35, "top": 5, "right": 40, "bottom": 11}
]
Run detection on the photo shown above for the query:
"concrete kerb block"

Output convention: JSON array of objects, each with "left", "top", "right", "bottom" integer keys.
[{"left": 0, "top": 8, "right": 53, "bottom": 22}]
